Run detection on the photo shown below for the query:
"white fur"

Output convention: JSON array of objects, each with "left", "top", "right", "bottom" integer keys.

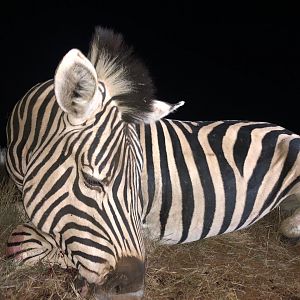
[
  {"left": 89, "top": 45, "right": 133, "bottom": 100},
  {"left": 143, "top": 100, "right": 185, "bottom": 123},
  {"left": 54, "top": 49, "right": 103, "bottom": 123}
]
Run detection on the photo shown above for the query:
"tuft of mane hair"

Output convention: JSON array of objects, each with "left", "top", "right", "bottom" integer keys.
[{"left": 88, "top": 26, "right": 156, "bottom": 122}]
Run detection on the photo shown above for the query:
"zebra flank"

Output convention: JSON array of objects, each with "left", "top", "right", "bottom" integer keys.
[{"left": 5, "top": 25, "right": 300, "bottom": 298}]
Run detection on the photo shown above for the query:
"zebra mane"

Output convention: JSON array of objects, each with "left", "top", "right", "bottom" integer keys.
[{"left": 88, "top": 26, "right": 156, "bottom": 122}]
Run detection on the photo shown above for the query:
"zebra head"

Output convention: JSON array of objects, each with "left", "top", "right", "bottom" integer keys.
[{"left": 27, "top": 27, "right": 183, "bottom": 297}]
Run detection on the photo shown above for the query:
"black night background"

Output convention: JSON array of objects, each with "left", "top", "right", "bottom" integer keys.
[{"left": 1, "top": 2, "right": 300, "bottom": 146}]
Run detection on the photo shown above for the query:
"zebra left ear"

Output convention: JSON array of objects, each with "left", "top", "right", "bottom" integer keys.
[{"left": 141, "top": 100, "right": 185, "bottom": 123}]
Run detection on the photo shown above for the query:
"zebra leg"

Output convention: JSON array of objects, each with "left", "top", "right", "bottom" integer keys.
[
  {"left": 6, "top": 223, "right": 74, "bottom": 268},
  {"left": 279, "top": 192, "right": 300, "bottom": 240}
]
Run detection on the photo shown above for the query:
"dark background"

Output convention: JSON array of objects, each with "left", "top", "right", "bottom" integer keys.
[{"left": 1, "top": 2, "right": 300, "bottom": 146}]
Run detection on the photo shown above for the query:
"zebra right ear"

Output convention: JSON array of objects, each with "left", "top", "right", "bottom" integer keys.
[
  {"left": 140, "top": 100, "right": 185, "bottom": 123},
  {"left": 54, "top": 49, "right": 102, "bottom": 123}
]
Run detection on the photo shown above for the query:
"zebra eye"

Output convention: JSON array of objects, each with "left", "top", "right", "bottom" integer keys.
[{"left": 82, "top": 171, "right": 104, "bottom": 192}]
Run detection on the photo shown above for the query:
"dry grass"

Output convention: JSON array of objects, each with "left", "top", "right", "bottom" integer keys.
[
  {"left": 0, "top": 178, "right": 300, "bottom": 300},
  {"left": 144, "top": 218, "right": 300, "bottom": 300}
]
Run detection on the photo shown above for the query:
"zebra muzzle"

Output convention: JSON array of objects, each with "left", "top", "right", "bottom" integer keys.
[{"left": 95, "top": 256, "right": 145, "bottom": 299}]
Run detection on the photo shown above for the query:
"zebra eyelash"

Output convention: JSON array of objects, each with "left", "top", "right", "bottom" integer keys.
[{"left": 82, "top": 171, "right": 105, "bottom": 193}]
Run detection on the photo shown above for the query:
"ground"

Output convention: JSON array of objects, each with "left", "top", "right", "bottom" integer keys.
[{"left": 0, "top": 179, "right": 299, "bottom": 300}]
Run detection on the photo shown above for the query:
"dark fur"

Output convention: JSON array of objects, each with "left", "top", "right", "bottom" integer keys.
[{"left": 88, "top": 27, "right": 156, "bottom": 122}]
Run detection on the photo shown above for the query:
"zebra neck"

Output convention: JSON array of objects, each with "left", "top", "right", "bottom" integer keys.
[{"left": 137, "top": 118, "right": 197, "bottom": 242}]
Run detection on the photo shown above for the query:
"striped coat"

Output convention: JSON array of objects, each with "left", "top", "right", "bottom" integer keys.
[{"left": 139, "top": 120, "right": 300, "bottom": 243}]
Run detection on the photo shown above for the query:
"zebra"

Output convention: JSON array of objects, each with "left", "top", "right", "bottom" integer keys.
[{"left": 3, "top": 26, "right": 300, "bottom": 299}]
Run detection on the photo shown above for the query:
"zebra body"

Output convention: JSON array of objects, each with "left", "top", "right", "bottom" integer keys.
[
  {"left": 4, "top": 27, "right": 300, "bottom": 298},
  {"left": 139, "top": 120, "right": 300, "bottom": 244}
]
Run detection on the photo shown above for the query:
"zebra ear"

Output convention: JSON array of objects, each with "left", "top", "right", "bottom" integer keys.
[
  {"left": 54, "top": 49, "right": 101, "bottom": 123},
  {"left": 140, "top": 100, "right": 185, "bottom": 123}
]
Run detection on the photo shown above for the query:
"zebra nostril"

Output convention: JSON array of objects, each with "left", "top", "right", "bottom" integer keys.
[
  {"left": 113, "top": 284, "right": 121, "bottom": 294},
  {"left": 106, "top": 273, "right": 129, "bottom": 294}
]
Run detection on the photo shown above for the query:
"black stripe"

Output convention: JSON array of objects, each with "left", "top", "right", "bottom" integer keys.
[
  {"left": 64, "top": 236, "right": 114, "bottom": 256},
  {"left": 127, "top": 125, "right": 143, "bottom": 172},
  {"left": 72, "top": 178, "right": 119, "bottom": 243},
  {"left": 155, "top": 121, "right": 172, "bottom": 239},
  {"left": 208, "top": 121, "right": 237, "bottom": 234},
  {"left": 36, "top": 192, "right": 69, "bottom": 230},
  {"left": 233, "top": 123, "right": 276, "bottom": 176},
  {"left": 237, "top": 129, "right": 290, "bottom": 229},
  {"left": 25, "top": 113, "right": 65, "bottom": 172},
  {"left": 22, "top": 249, "right": 49, "bottom": 263},
  {"left": 272, "top": 176, "right": 300, "bottom": 209},
  {"left": 165, "top": 120, "right": 194, "bottom": 243},
  {"left": 16, "top": 80, "right": 54, "bottom": 174},
  {"left": 111, "top": 150, "right": 140, "bottom": 254},
  {"left": 39, "top": 102, "right": 59, "bottom": 145},
  {"left": 76, "top": 261, "right": 102, "bottom": 276},
  {"left": 11, "top": 232, "right": 32, "bottom": 236},
  {"left": 23, "top": 223, "right": 55, "bottom": 245},
  {"left": 72, "top": 250, "right": 108, "bottom": 264},
  {"left": 26, "top": 129, "right": 92, "bottom": 207},
  {"left": 19, "top": 83, "right": 43, "bottom": 119},
  {"left": 260, "top": 138, "right": 300, "bottom": 212},
  {"left": 7, "top": 247, "right": 39, "bottom": 259},
  {"left": 97, "top": 121, "right": 124, "bottom": 171},
  {"left": 49, "top": 204, "right": 110, "bottom": 236},
  {"left": 60, "top": 222, "right": 111, "bottom": 243},
  {"left": 107, "top": 199, "right": 131, "bottom": 252},
  {"left": 8, "top": 81, "right": 51, "bottom": 177},
  {"left": 26, "top": 89, "right": 55, "bottom": 163},
  {"left": 7, "top": 239, "right": 43, "bottom": 247},
  {"left": 98, "top": 81, "right": 106, "bottom": 101},
  {"left": 26, "top": 164, "right": 72, "bottom": 210},
  {"left": 123, "top": 152, "right": 130, "bottom": 212},
  {"left": 24, "top": 131, "right": 72, "bottom": 198},
  {"left": 177, "top": 121, "right": 216, "bottom": 239},
  {"left": 248, "top": 138, "right": 300, "bottom": 226},
  {"left": 141, "top": 124, "right": 155, "bottom": 222},
  {"left": 88, "top": 106, "right": 117, "bottom": 163}
]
